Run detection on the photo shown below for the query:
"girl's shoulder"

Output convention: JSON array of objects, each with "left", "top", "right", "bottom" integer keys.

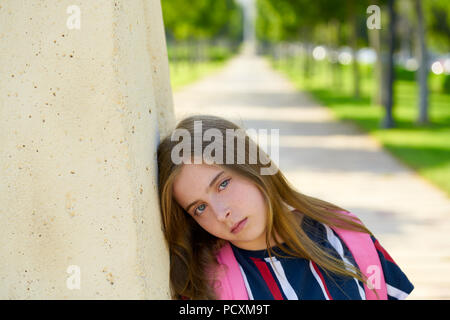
[
  {"left": 301, "top": 213, "right": 414, "bottom": 299},
  {"left": 300, "top": 215, "right": 332, "bottom": 245}
]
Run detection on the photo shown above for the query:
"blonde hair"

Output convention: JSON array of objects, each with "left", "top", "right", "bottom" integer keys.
[{"left": 157, "top": 114, "right": 373, "bottom": 299}]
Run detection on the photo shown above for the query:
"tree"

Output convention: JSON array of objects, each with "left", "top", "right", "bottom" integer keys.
[
  {"left": 368, "top": 0, "right": 383, "bottom": 106},
  {"left": 381, "top": 0, "right": 397, "bottom": 129},
  {"left": 415, "top": 0, "right": 429, "bottom": 126},
  {"left": 162, "top": 0, "right": 243, "bottom": 41},
  {"left": 424, "top": 0, "right": 450, "bottom": 52}
]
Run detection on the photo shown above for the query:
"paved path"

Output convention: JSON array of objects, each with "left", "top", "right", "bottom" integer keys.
[{"left": 172, "top": 51, "right": 450, "bottom": 299}]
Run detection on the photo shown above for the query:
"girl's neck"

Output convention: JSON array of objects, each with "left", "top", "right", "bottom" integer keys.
[{"left": 230, "top": 230, "right": 284, "bottom": 251}]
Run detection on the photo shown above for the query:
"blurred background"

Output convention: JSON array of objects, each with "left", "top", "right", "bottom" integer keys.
[{"left": 161, "top": 0, "right": 450, "bottom": 299}]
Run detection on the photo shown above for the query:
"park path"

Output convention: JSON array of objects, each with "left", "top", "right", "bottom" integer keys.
[{"left": 172, "top": 49, "right": 450, "bottom": 299}]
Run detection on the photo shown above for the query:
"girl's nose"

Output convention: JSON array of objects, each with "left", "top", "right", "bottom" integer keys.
[{"left": 216, "top": 207, "right": 231, "bottom": 221}]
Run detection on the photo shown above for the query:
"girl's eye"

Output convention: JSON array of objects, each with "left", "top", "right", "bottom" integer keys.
[
  {"left": 194, "top": 178, "right": 231, "bottom": 216},
  {"left": 219, "top": 179, "right": 231, "bottom": 188},
  {"left": 194, "top": 204, "right": 206, "bottom": 216}
]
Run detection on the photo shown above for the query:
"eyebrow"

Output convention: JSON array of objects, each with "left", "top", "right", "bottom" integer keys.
[{"left": 185, "top": 170, "right": 225, "bottom": 213}]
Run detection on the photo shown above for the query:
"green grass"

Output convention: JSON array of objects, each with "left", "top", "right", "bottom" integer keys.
[
  {"left": 169, "top": 60, "right": 229, "bottom": 91},
  {"left": 271, "top": 56, "right": 450, "bottom": 197},
  {"left": 168, "top": 43, "right": 239, "bottom": 91}
]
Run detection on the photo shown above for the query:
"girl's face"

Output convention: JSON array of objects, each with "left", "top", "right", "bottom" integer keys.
[{"left": 172, "top": 163, "right": 275, "bottom": 251}]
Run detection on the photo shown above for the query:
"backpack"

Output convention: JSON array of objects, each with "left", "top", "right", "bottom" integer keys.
[{"left": 211, "top": 210, "right": 387, "bottom": 300}]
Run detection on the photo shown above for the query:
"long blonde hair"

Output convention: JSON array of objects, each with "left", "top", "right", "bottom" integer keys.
[{"left": 157, "top": 114, "right": 373, "bottom": 299}]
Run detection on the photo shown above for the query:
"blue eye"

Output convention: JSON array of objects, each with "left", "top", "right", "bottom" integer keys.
[
  {"left": 194, "top": 204, "right": 206, "bottom": 216},
  {"left": 219, "top": 179, "right": 230, "bottom": 190},
  {"left": 194, "top": 178, "right": 231, "bottom": 216}
]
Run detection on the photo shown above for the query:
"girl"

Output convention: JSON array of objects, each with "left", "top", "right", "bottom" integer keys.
[{"left": 157, "top": 115, "right": 414, "bottom": 300}]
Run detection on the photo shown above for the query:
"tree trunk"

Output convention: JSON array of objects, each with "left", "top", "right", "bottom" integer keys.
[
  {"left": 0, "top": 0, "right": 174, "bottom": 298},
  {"left": 414, "top": 0, "right": 429, "bottom": 125},
  {"left": 349, "top": 0, "right": 360, "bottom": 99},
  {"left": 328, "top": 20, "right": 338, "bottom": 88},
  {"left": 381, "top": 0, "right": 396, "bottom": 129},
  {"left": 334, "top": 22, "right": 343, "bottom": 89},
  {"left": 368, "top": 0, "right": 383, "bottom": 107},
  {"left": 303, "top": 43, "right": 313, "bottom": 79}
]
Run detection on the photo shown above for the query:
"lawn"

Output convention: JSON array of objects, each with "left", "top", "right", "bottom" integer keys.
[
  {"left": 168, "top": 43, "right": 239, "bottom": 92},
  {"left": 271, "top": 56, "right": 450, "bottom": 197},
  {"left": 169, "top": 60, "right": 230, "bottom": 91}
]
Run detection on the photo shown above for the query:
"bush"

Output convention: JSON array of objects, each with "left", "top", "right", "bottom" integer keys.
[
  {"left": 206, "top": 46, "right": 232, "bottom": 62},
  {"left": 395, "top": 67, "right": 416, "bottom": 81},
  {"left": 442, "top": 74, "right": 450, "bottom": 94}
]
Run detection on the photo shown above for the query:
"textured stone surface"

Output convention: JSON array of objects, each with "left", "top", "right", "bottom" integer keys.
[{"left": 0, "top": 0, "right": 172, "bottom": 299}]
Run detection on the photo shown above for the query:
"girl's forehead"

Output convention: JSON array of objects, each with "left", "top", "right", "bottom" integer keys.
[
  {"left": 172, "top": 164, "right": 227, "bottom": 208},
  {"left": 173, "top": 164, "right": 223, "bottom": 191},
  {"left": 178, "top": 163, "right": 223, "bottom": 179}
]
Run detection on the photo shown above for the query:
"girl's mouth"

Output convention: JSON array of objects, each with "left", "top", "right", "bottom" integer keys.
[{"left": 231, "top": 217, "right": 248, "bottom": 234}]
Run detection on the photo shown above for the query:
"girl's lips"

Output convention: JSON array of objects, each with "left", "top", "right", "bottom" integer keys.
[{"left": 231, "top": 217, "right": 248, "bottom": 234}]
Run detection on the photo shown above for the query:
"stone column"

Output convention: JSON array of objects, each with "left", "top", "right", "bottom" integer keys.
[{"left": 0, "top": 0, "right": 174, "bottom": 299}]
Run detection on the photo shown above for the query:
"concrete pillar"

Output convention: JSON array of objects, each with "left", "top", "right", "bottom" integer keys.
[{"left": 0, "top": 0, "right": 174, "bottom": 299}]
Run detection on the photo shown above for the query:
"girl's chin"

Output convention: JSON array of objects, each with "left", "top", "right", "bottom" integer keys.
[
  {"left": 229, "top": 231, "right": 269, "bottom": 249},
  {"left": 229, "top": 238, "right": 268, "bottom": 251}
]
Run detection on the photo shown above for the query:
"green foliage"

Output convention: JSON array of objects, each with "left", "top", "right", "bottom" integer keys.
[
  {"left": 206, "top": 46, "right": 233, "bottom": 61},
  {"left": 255, "top": 0, "right": 372, "bottom": 43},
  {"left": 395, "top": 67, "right": 416, "bottom": 81},
  {"left": 443, "top": 74, "right": 450, "bottom": 94},
  {"left": 423, "top": 0, "right": 450, "bottom": 52},
  {"left": 255, "top": 0, "right": 450, "bottom": 52},
  {"left": 167, "top": 43, "right": 235, "bottom": 62},
  {"left": 161, "top": 0, "right": 243, "bottom": 41}
]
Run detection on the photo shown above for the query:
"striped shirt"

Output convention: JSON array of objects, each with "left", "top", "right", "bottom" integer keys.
[{"left": 229, "top": 216, "right": 414, "bottom": 300}]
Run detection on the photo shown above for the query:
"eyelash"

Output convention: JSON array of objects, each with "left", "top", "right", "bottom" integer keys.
[{"left": 193, "top": 178, "right": 231, "bottom": 216}]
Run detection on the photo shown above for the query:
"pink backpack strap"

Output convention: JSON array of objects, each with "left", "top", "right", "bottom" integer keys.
[
  {"left": 330, "top": 210, "right": 388, "bottom": 300},
  {"left": 212, "top": 211, "right": 387, "bottom": 300},
  {"left": 213, "top": 242, "right": 248, "bottom": 300}
]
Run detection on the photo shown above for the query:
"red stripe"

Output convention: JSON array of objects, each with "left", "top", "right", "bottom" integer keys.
[
  {"left": 250, "top": 257, "right": 284, "bottom": 300},
  {"left": 311, "top": 261, "right": 333, "bottom": 300},
  {"left": 374, "top": 239, "right": 396, "bottom": 264}
]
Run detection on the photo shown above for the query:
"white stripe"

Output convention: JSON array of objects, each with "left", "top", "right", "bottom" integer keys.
[
  {"left": 264, "top": 256, "right": 299, "bottom": 300},
  {"left": 309, "top": 261, "right": 330, "bottom": 300},
  {"left": 387, "top": 284, "right": 409, "bottom": 300},
  {"left": 324, "top": 224, "right": 366, "bottom": 300},
  {"left": 238, "top": 263, "right": 254, "bottom": 300}
]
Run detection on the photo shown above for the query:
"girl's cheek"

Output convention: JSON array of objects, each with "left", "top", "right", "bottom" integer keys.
[
  {"left": 198, "top": 219, "right": 220, "bottom": 236},
  {"left": 227, "top": 182, "right": 248, "bottom": 202}
]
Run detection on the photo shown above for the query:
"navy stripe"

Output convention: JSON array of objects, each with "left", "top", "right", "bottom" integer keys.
[{"left": 229, "top": 217, "right": 414, "bottom": 300}]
